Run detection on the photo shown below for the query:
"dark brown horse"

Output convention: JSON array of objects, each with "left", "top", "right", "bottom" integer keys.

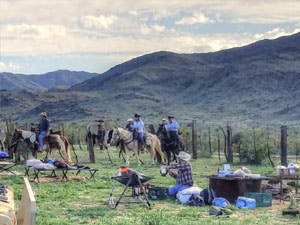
[{"left": 156, "top": 124, "right": 185, "bottom": 165}]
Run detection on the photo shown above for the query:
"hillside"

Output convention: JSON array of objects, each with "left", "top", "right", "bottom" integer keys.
[
  {"left": 0, "top": 70, "right": 98, "bottom": 92},
  {"left": 1, "top": 32, "right": 300, "bottom": 128}
]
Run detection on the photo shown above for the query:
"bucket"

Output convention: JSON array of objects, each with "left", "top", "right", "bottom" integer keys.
[
  {"left": 236, "top": 196, "right": 256, "bottom": 209},
  {"left": 148, "top": 187, "right": 168, "bottom": 200}
]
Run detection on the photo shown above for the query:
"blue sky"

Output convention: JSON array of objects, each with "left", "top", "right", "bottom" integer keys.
[{"left": 0, "top": 0, "right": 299, "bottom": 75}]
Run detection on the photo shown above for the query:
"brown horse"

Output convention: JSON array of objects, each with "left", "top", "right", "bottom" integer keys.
[
  {"left": 111, "top": 127, "right": 165, "bottom": 166},
  {"left": 11, "top": 128, "right": 72, "bottom": 164}
]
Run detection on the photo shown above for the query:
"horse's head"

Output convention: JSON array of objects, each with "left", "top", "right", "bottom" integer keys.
[
  {"left": 156, "top": 124, "right": 167, "bottom": 136},
  {"left": 10, "top": 128, "right": 23, "bottom": 144},
  {"left": 111, "top": 128, "right": 120, "bottom": 143}
]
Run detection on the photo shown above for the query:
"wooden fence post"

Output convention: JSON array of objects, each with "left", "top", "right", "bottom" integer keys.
[
  {"left": 227, "top": 125, "right": 233, "bottom": 163},
  {"left": 280, "top": 125, "right": 287, "bottom": 166},
  {"left": 191, "top": 120, "right": 197, "bottom": 159}
]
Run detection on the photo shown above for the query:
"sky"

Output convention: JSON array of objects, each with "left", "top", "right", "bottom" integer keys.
[{"left": 0, "top": 0, "right": 300, "bottom": 75}]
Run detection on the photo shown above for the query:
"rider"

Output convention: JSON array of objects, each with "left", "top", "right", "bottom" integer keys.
[
  {"left": 133, "top": 114, "right": 145, "bottom": 151},
  {"left": 165, "top": 115, "right": 183, "bottom": 148},
  {"left": 125, "top": 118, "right": 134, "bottom": 132},
  {"left": 37, "top": 112, "right": 50, "bottom": 152}
]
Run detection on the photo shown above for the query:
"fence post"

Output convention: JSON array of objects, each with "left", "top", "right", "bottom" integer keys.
[
  {"left": 191, "top": 120, "right": 197, "bottom": 159},
  {"left": 280, "top": 125, "right": 287, "bottom": 166}
]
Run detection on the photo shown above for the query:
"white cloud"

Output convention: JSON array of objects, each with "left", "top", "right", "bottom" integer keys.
[
  {"left": 80, "top": 15, "right": 118, "bottom": 29},
  {"left": 140, "top": 24, "right": 167, "bottom": 35},
  {"left": 8, "top": 62, "right": 20, "bottom": 71},
  {"left": 0, "top": 62, "right": 6, "bottom": 71},
  {"left": 4, "top": 24, "right": 66, "bottom": 39},
  {"left": 176, "top": 12, "right": 215, "bottom": 25}
]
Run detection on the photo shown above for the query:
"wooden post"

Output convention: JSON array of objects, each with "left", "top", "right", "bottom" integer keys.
[
  {"left": 191, "top": 120, "right": 197, "bottom": 159},
  {"left": 281, "top": 125, "right": 287, "bottom": 166},
  {"left": 227, "top": 125, "right": 233, "bottom": 163}
]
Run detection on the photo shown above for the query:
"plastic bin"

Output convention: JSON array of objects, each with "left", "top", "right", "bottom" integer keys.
[
  {"left": 244, "top": 192, "right": 272, "bottom": 207},
  {"left": 148, "top": 187, "right": 168, "bottom": 200}
]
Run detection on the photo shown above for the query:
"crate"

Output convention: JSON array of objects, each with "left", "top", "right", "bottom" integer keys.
[
  {"left": 244, "top": 192, "right": 272, "bottom": 207},
  {"left": 148, "top": 187, "right": 168, "bottom": 200}
]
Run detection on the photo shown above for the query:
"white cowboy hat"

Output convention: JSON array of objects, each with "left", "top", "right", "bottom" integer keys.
[
  {"left": 162, "top": 118, "right": 167, "bottom": 121},
  {"left": 39, "top": 112, "right": 48, "bottom": 117},
  {"left": 176, "top": 151, "right": 191, "bottom": 161},
  {"left": 127, "top": 118, "right": 133, "bottom": 122}
]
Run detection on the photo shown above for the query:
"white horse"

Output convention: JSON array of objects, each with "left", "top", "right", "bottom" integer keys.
[
  {"left": 0, "top": 128, "right": 6, "bottom": 152},
  {"left": 111, "top": 127, "right": 165, "bottom": 166}
]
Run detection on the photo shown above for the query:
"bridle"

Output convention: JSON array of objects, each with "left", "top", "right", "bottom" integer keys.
[{"left": 114, "top": 128, "right": 135, "bottom": 145}]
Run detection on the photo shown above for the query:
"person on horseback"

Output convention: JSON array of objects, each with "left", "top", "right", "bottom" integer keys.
[
  {"left": 125, "top": 118, "right": 134, "bottom": 132},
  {"left": 165, "top": 115, "right": 183, "bottom": 148},
  {"left": 133, "top": 114, "right": 145, "bottom": 151},
  {"left": 37, "top": 112, "right": 50, "bottom": 152}
]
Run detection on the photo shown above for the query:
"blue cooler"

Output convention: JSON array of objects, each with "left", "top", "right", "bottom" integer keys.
[{"left": 236, "top": 196, "right": 256, "bottom": 209}]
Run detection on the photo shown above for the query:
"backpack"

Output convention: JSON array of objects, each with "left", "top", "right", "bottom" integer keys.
[
  {"left": 54, "top": 159, "right": 68, "bottom": 168},
  {"left": 187, "top": 194, "right": 205, "bottom": 207},
  {"left": 199, "top": 188, "right": 216, "bottom": 205}
]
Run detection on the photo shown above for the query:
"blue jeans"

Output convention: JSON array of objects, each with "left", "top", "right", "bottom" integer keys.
[
  {"left": 137, "top": 132, "right": 145, "bottom": 145},
  {"left": 168, "top": 184, "right": 190, "bottom": 197},
  {"left": 38, "top": 131, "right": 47, "bottom": 151}
]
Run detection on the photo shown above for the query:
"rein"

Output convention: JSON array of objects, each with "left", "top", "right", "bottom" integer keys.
[{"left": 116, "top": 129, "right": 135, "bottom": 145}]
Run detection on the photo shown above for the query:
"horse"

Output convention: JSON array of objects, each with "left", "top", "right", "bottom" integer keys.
[
  {"left": 0, "top": 128, "right": 6, "bottom": 152},
  {"left": 111, "top": 127, "right": 165, "bottom": 166},
  {"left": 156, "top": 123, "right": 185, "bottom": 165},
  {"left": 86, "top": 124, "right": 114, "bottom": 162},
  {"left": 10, "top": 128, "right": 72, "bottom": 164}
]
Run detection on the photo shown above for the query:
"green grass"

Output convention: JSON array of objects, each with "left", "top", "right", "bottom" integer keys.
[{"left": 1, "top": 146, "right": 300, "bottom": 225}]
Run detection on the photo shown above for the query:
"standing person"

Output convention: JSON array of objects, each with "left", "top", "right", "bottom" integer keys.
[
  {"left": 125, "top": 118, "right": 134, "bottom": 132},
  {"left": 37, "top": 112, "right": 50, "bottom": 152},
  {"left": 165, "top": 151, "right": 194, "bottom": 197},
  {"left": 133, "top": 113, "right": 145, "bottom": 151},
  {"left": 165, "top": 115, "right": 183, "bottom": 147},
  {"left": 97, "top": 120, "right": 106, "bottom": 144}
]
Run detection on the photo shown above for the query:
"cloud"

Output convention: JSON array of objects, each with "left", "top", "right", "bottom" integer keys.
[
  {"left": 4, "top": 24, "right": 66, "bottom": 39},
  {"left": 140, "top": 24, "right": 167, "bottom": 35},
  {"left": 0, "top": 61, "right": 6, "bottom": 71},
  {"left": 80, "top": 15, "right": 118, "bottom": 29},
  {"left": 176, "top": 12, "right": 215, "bottom": 25}
]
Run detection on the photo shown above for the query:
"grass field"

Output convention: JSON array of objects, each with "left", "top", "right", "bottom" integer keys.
[{"left": 1, "top": 146, "right": 300, "bottom": 225}]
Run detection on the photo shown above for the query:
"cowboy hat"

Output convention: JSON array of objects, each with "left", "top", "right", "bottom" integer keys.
[
  {"left": 134, "top": 114, "right": 141, "bottom": 117},
  {"left": 162, "top": 118, "right": 167, "bottom": 121},
  {"left": 127, "top": 118, "right": 133, "bottom": 122},
  {"left": 176, "top": 151, "right": 191, "bottom": 161},
  {"left": 98, "top": 120, "right": 104, "bottom": 123},
  {"left": 168, "top": 115, "right": 174, "bottom": 119},
  {"left": 39, "top": 112, "right": 48, "bottom": 117}
]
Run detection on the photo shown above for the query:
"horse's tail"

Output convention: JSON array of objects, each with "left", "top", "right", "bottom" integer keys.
[
  {"left": 155, "top": 138, "right": 165, "bottom": 164},
  {"left": 61, "top": 135, "right": 72, "bottom": 165}
]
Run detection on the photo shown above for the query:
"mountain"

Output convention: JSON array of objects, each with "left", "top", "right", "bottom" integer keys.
[
  {"left": 1, "top": 32, "right": 300, "bottom": 128},
  {"left": 0, "top": 70, "right": 98, "bottom": 92}
]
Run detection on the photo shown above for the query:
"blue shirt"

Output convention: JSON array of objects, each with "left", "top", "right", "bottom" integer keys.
[
  {"left": 133, "top": 119, "right": 144, "bottom": 133},
  {"left": 38, "top": 118, "right": 50, "bottom": 132},
  {"left": 165, "top": 120, "right": 179, "bottom": 132}
]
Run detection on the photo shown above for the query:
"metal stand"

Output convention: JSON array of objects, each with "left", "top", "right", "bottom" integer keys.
[{"left": 109, "top": 174, "right": 151, "bottom": 209}]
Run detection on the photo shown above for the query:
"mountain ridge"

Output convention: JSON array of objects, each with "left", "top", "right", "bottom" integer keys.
[{"left": 1, "top": 32, "right": 300, "bottom": 128}]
